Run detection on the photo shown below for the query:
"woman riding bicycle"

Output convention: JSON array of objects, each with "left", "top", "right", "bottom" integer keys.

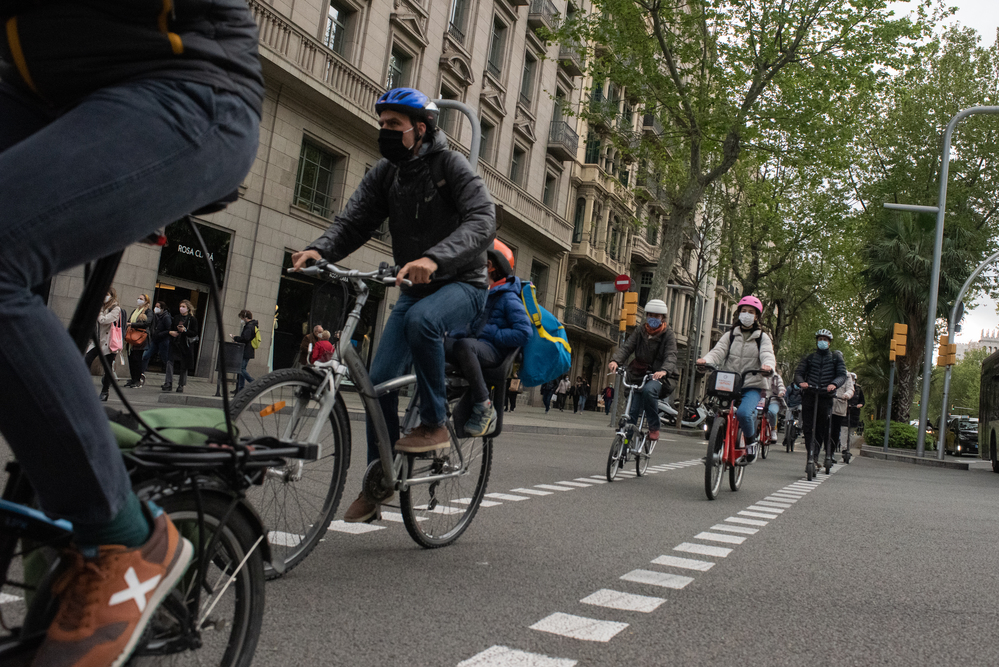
[{"left": 696, "top": 296, "right": 776, "bottom": 464}]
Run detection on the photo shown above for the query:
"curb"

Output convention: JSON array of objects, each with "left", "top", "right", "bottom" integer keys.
[{"left": 859, "top": 446, "right": 969, "bottom": 470}]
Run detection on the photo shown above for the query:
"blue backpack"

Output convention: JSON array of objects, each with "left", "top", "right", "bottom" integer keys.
[{"left": 518, "top": 281, "right": 571, "bottom": 387}]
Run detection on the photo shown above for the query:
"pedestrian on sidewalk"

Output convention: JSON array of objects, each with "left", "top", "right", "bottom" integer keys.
[
  {"left": 572, "top": 376, "right": 584, "bottom": 413},
  {"left": 142, "top": 301, "right": 172, "bottom": 378},
  {"left": 602, "top": 385, "right": 614, "bottom": 415},
  {"left": 541, "top": 379, "right": 556, "bottom": 412},
  {"left": 164, "top": 300, "right": 199, "bottom": 393},
  {"left": 230, "top": 309, "right": 258, "bottom": 393},
  {"left": 579, "top": 378, "right": 591, "bottom": 412},
  {"left": 123, "top": 294, "right": 151, "bottom": 388},
  {"left": 84, "top": 288, "right": 123, "bottom": 401},
  {"left": 505, "top": 374, "right": 522, "bottom": 412},
  {"left": 556, "top": 375, "right": 570, "bottom": 411}
]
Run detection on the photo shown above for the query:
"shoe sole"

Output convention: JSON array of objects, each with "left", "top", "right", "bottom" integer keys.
[
  {"left": 464, "top": 412, "right": 497, "bottom": 438},
  {"left": 112, "top": 537, "right": 194, "bottom": 667},
  {"left": 396, "top": 443, "right": 452, "bottom": 454}
]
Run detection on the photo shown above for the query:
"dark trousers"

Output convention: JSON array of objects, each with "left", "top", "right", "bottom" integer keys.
[
  {"left": 141, "top": 338, "right": 171, "bottom": 374},
  {"left": 572, "top": 394, "right": 580, "bottom": 412},
  {"left": 444, "top": 337, "right": 504, "bottom": 404},
  {"left": 506, "top": 392, "right": 518, "bottom": 411},
  {"left": 127, "top": 348, "right": 145, "bottom": 383},
  {"left": 84, "top": 348, "right": 116, "bottom": 393},
  {"left": 604, "top": 397, "right": 612, "bottom": 415},
  {"left": 543, "top": 391, "right": 552, "bottom": 412},
  {"left": 831, "top": 413, "right": 848, "bottom": 451},
  {"left": 802, "top": 393, "right": 834, "bottom": 461},
  {"left": 557, "top": 393, "right": 567, "bottom": 410}
]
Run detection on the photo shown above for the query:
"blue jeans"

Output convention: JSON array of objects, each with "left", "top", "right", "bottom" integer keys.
[
  {"left": 141, "top": 338, "right": 171, "bottom": 375},
  {"left": 237, "top": 357, "right": 254, "bottom": 392},
  {"left": 736, "top": 388, "right": 763, "bottom": 443},
  {"left": 627, "top": 379, "right": 662, "bottom": 431},
  {"left": 579, "top": 395, "right": 587, "bottom": 412},
  {"left": 0, "top": 79, "right": 259, "bottom": 526},
  {"left": 365, "top": 282, "right": 485, "bottom": 464}
]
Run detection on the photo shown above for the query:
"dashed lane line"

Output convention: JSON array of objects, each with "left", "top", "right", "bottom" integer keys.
[
  {"left": 738, "top": 510, "right": 779, "bottom": 520},
  {"left": 620, "top": 569, "right": 695, "bottom": 589},
  {"left": 578, "top": 477, "right": 606, "bottom": 484},
  {"left": 485, "top": 493, "right": 531, "bottom": 501},
  {"left": 556, "top": 481, "right": 593, "bottom": 488},
  {"left": 709, "top": 523, "right": 758, "bottom": 535},
  {"left": 674, "top": 542, "right": 733, "bottom": 558},
  {"left": 510, "top": 487, "right": 554, "bottom": 496},
  {"left": 529, "top": 612, "right": 629, "bottom": 642},
  {"left": 452, "top": 498, "right": 503, "bottom": 507},
  {"left": 650, "top": 555, "right": 715, "bottom": 572},
  {"left": 725, "top": 516, "right": 768, "bottom": 527},
  {"left": 693, "top": 531, "right": 746, "bottom": 545},
  {"left": 580, "top": 589, "right": 666, "bottom": 613},
  {"left": 746, "top": 505, "right": 784, "bottom": 514},
  {"left": 457, "top": 646, "right": 577, "bottom": 667},
  {"left": 328, "top": 520, "right": 384, "bottom": 534},
  {"left": 535, "top": 484, "right": 576, "bottom": 492}
]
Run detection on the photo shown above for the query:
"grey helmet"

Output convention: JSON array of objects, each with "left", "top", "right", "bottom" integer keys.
[{"left": 815, "top": 329, "right": 833, "bottom": 340}]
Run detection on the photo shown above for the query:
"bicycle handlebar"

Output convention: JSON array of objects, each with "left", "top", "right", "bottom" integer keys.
[
  {"left": 289, "top": 259, "right": 413, "bottom": 287},
  {"left": 695, "top": 363, "right": 772, "bottom": 381}
]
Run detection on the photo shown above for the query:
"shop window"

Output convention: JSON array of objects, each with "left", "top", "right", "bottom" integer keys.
[{"left": 294, "top": 139, "right": 341, "bottom": 219}]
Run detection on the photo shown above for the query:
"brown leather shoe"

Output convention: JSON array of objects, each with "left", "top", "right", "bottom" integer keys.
[
  {"left": 343, "top": 492, "right": 383, "bottom": 523},
  {"left": 396, "top": 424, "right": 451, "bottom": 454}
]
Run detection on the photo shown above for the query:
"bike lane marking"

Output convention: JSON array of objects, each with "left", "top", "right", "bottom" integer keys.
[
  {"left": 693, "top": 531, "right": 746, "bottom": 545},
  {"left": 529, "top": 612, "right": 629, "bottom": 642},
  {"left": 580, "top": 589, "right": 666, "bottom": 613},
  {"left": 620, "top": 569, "right": 695, "bottom": 589},
  {"left": 457, "top": 645, "right": 577, "bottom": 667},
  {"left": 510, "top": 487, "right": 554, "bottom": 496},
  {"left": 650, "top": 555, "right": 715, "bottom": 571},
  {"left": 535, "top": 484, "right": 576, "bottom": 492},
  {"left": 709, "top": 523, "right": 758, "bottom": 535}
]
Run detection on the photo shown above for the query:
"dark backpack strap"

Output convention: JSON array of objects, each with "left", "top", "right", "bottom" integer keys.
[
  {"left": 723, "top": 328, "right": 763, "bottom": 365},
  {"left": 428, "top": 150, "right": 454, "bottom": 208}
]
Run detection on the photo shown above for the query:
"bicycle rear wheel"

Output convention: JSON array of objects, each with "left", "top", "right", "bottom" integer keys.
[
  {"left": 606, "top": 434, "right": 625, "bottom": 482},
  {"left": 228, "top": 368, "right": 351, "bottom": 579},
  {"left": 400, "top": 427, "right": 493, "bottom": 549},
  {"left": 131, "top": 489, "right": 265, "bottom": 667},
  {"left": 636, "top": 434, "right": 652, "bottom": 476},
  {"left": 729, "top": 460, "right": 744, "bottom": 491},
  {"left": 705, "top": 418, "right": 725, "bottom": 500}
]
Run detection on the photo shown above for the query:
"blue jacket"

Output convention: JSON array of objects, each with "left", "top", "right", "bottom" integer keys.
[{"left": 452, "top": 277, "right": 533, "bottom": 352}]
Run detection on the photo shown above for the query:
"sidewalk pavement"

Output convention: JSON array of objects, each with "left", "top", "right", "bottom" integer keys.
[{"left": 143, "top": 373, "right": 705, "bottom": 439}]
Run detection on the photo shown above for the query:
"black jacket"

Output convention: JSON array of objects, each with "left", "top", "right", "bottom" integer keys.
[
  {"left": 149, "top": 309, "right": 173, "bottom": 345},
  {"left": 170, "top": 313, "right": 200, "bottom": 369},
  {"left": 611, "top": 325, "right": 678, "bottom": 378},
  {"left": 794, "top": 349, "right": 847, "bottom": 391},
  {"left": 233, "top": 319, "right": 258, "bottom": 360},
  {"left": 0, "top": 0, "right": 264, "bottom": 112},
  {"left": 307, "top": 131, "right": 496, "bottom": 297}
]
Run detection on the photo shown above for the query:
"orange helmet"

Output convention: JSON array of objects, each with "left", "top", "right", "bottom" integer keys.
[{"left": 487, "top": 239, "right": 515, "bottom": 278}]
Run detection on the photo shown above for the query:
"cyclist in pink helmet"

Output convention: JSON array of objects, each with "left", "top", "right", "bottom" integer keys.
[{"left": 697, "top": 295, "right": 776, "bottom": 464}]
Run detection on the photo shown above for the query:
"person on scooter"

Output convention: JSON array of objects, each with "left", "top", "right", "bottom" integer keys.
[
  {"left": 793, "top": 329, "right": 848, "bottom": 471},
  {"left": 784, "top": 382, "right": 803, "bottom": 451},
  {"left": 697, "top": 295, "right": 776, "bottom": 464},
  {"left": 607, "top": 299, "right": 676, "bottom": 443},
  {"left": 830, "top": 370, "right": 856, "bottom": 461}
]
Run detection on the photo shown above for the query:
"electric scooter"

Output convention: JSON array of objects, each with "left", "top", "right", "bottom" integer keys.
[{"left": 659, "top": 397, "right": 712, "bottom": 435}]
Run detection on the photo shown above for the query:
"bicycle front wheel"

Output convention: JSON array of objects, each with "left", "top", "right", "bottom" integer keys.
[
  {"left": 400, "top": 427, "right": 493, "bottom": 549},
  {"left": 636, "top": 435, "right": 652, "bottom": 476},
  {"left": 729, "top": 460, "right": 744, "bottom": 491},
  {"left": 606, "top": 434, "right": 625, "bottom": 482},
  {"left": 229, "top": 368, "right": 351, "bottom": 579},
  {"left": 705, "top": 418, "right": 725, "bottom": 500}
]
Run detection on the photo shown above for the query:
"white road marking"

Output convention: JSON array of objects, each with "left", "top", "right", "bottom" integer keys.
[
  {"left": 556, "top": 481, "right": 593, "bottom": 487},
  {"left": 457, "top": 645, "right": 577, "bottom": 667},
  {"left": 581, "top": 589, "right": 666, "bottom": 613},
  {"left": 738, "top": 510, "right": 779, "bottom": 520},
  {"left": 267, "top": 530, "right": 303, "bottom": 547},
  {"left": 485, "top": 493, "right": 530, "bottom": 501},
  {"left": 578, "top": 477, "right": 607, "bottom": 484},
  {"left": 451, "top": 498, "right": 503, "bottom": 507},
  {"left": 767, "top": 495, "right": 799, "bottom": 502},
  {"left": 616, "top": 471, "right": 637, "bottom": 477},
  {"left": 415, "top": 504, "right": 464, "bottom": 515},
  {"left": 710, "top": 523, "right": 758, "bottom": 535},
  {"left": 694, "top": 531, "right": 746, "bottom": 545},
  {"left": 746, "top": 505, "right": 784, "bottom": 514},
  {"left": 1, "top": 593, "right": 21, "bottom": 604},
  {"left": 650, "top": 555, "right": 715, "bottom": 572},
  {"left": 726, "top": 516, "right": 768, "bottom": 527},
  {"left": 530, "top": 612, "right": 629, "bottom": 642},
  {"left": 675, "top": 542, "right": 733, "bottom": 558},
  {"left": 510, "top": 488, "right": 553, "bottom": 496},
  {"left": 620, "top": 569, "right": 695, "bottom": 589},
  {"left": 534, "top": 484, "right": 575, "bottom": 492},
  {"left": 755, "top": 500, "right": 793, "bottom": 509},
  {"left": 328, "top": 520, "right": 385, "bottom": 534}
]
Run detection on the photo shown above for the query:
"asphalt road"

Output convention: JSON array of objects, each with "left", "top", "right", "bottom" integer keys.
[{"left": 4, "top": 388, "right": 999, "bottom": 666}]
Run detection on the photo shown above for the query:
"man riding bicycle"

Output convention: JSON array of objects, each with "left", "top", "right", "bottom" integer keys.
[
  {"left": 0, "top": 0, "right": 263, "bottom": 664},
  {"left": 794, "top": 329, "right": 848, "bottom": 470},
  {"left": 291, "top": 87, "right": 495, "bottom": 523},
  {"left": 607, "top": 299, "right": 677, "bottom": 443}
]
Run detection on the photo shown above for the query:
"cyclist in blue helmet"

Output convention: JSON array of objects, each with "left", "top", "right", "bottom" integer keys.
[{"left": 292, "top": 88, "right": 495, "bottom": 523}]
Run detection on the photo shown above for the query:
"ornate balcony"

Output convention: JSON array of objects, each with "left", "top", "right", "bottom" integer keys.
[
  {"left": 558, "top": 42, "right": 585, "bottom": 77},
  {"left": 547, "top": 120, "right": 579, "bottom": 162},
  {"left": 642, "top": 113, "right": 664, "bottom": 137},
  {"left": 528, "top": 0, "right": 559, "bottom": 32},
  {"left": 477, "top": 162, "right": 573, "bottom": 250},
  {"left": 563, "top": 307, "right": 616, "bottom": 344}
]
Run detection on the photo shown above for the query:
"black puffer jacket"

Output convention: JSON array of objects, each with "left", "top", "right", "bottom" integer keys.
[
  {"left": 233, "top": 319, "right": 258, "bottom": 360},
  {"left": 794, "top": 349, "right": 847, "bottom": 390},
  {"left": 307, "top": 131, "right": 495, "bottom": 297},
  {"left": 611, "top": 325, "right": 678, "bottom": 379},
  {"left": 0, "top": 0, "right": 264, "bottom": 112}
]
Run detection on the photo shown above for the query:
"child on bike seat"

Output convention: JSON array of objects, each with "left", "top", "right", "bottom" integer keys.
[
  {"left": 697, "top": 295, "right": 776, "bottom": 464},
  {"left": 607, "top": 298, "right": 677, "bottom": 442},
  {"left": 445, "top": 239, "right": 533, "bottom": 436}
]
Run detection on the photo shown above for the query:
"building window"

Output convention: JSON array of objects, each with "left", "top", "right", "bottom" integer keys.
[
  {"left": 609, "top": 224, "right": 619, "bottom": 260},
  {"left": 448, "top": 0, "right": 469, "bottom": 45},
  {"left": 510, "top": 146, "right": 527, "bottom": 186},
  {"left": 386, "top": 47, "right": 411, "bottom": 89},
  {"left": 646, "top": 216, "right": 658, "bottom": 244},
  {"left": 638, "top": 271, "right": 653, "bottom": 307},
  {"left": 479, "top": 119, "right": 495, "bottom": 164},
  {"left": 543, "top": 173, "right": 557, "bottom": 208},
  {"left": 584, "top": 133, "right": 600, "bottom": 164},
  {"left": 323, "top": 0, "right": 353, "bottom": 56},
  {"left": 520, "top": 51, "right": 537, "bottom": 107},
  {"left": 572, "top": 197, "right": 585, "bottom": 243},
  {"left": 600, "top": 294, "right": 610, "bottom": 319},
  {"left": 487, "top": 18, "right": 507, "bottom": 77},
  {"left": 294, "top": 139, "right": 340, "bottom": 218},
  {"left": 566, "top": 277, "right": 576, "bottom": 310},
  {"left": 438, "top": 86, "right": 459, "bottom": 136},
  {"left": 530, "top": 260, "right": 548, "bottom": 304},
  {"left": 621, "top": 101, "right": 633, "bottom": 131}
]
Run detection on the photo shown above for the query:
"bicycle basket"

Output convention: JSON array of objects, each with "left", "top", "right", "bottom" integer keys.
[
  {"left": 705, "top": 370, "right": 742, "bottom": 399},
  {"left": 310, "top": 278, "right": 349, "bottom": 337}
]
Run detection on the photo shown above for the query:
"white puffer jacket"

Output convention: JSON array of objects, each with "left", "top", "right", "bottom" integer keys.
[
  {"left": 832, "top": 372, "right": 855, "bottom": 416},
  {"left": 702, "top": 327, "right": 777, "bottom": 391}
]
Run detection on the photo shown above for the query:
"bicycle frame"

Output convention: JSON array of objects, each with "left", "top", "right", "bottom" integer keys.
[{"left": 615, "top": 371, "right": 655, "bottom": 448}]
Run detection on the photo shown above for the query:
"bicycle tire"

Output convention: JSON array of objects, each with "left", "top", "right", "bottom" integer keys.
[
  {"left": 729, "top": 460, "right": 744, "bottom": 491},
  {"left": 131, "top": 489, "right": 265, "bottom": 667},
  {"left": 400, "top": 428, "right": 493, "bottom": 549},
  {"left": 228, "top": 368, "right": 351, "bottom": 579},
  {"left": 705, "top": 418, "right": 725, "bottom": 500},
  {"left": 635, "top": 434, "right": 651, "bottom": 476},
  {"left": 606, "top": 434, "right": 625, "bottom": 482}
]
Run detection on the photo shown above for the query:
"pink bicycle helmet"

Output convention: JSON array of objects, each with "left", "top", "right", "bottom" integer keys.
[{"left": 737, "top": 295, "right": 763, "bottom": 315}]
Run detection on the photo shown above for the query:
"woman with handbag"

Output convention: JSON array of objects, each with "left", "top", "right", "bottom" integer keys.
[
  {"left": 505, "top": 374, "right": 522, "bottom": 412},
  {"left": 83, "top": 287, "right": 123, "bottom": 401},
  {"left": 123, "top": 294, "right": 151, "bottom": 388},
  {"left": 163, "top": 299, "right": 200, "bottom": 393}
]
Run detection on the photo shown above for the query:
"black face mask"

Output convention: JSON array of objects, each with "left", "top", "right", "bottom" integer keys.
[{"left": 378, "top": 128, "right": 418, "bottom": 163}]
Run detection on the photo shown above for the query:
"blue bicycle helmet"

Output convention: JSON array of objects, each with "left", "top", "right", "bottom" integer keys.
[{"left": 375, "top": 88, "right": 438, "bottom": 130}]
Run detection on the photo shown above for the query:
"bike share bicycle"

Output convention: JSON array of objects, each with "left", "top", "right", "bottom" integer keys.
[
  {"left": 229, "top": 259, "right": 517, "bottom": 556},
  {"left": 605, "top": 368, "right": 668, "bottom": 481},
  {"left": 756, "top": 395, "right": 778, "bottom": 460},
  {"left": 0, "top": 208, "right": 316, "bottom": 667},
  {"left": 699, "top": 364, "right": 771, "bottom": 500}
]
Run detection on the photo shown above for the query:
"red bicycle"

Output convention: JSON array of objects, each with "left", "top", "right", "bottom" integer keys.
[{"left": 699, "top": 365, "right": 771, "bottom": 500}]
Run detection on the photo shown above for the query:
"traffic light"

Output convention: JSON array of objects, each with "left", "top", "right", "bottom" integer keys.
[
  {"left": 936, "top": 334, "right": 957, "bottom": 367},
  {"left": 619, "top": 292, "right": 638, "bottom": 330},
  {"left": 889, "top": 323, "right": 907, "bottom": 362}
]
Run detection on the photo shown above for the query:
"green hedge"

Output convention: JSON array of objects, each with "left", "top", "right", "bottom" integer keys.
[{"left": 867, "top": 420, "right": 920, "bottom": 450}]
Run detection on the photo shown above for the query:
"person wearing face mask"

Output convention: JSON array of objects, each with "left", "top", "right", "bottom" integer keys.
[
  {"left": 793, "top": 329, "right": 848, "bottom": 471},
  {"left": 83, "top": 288, "right": 123, "bottom": 401},
  {"left": 290, "top": 88, "right": 495, "bottom": 523},
  {"left": 608, "top": 299, "right": 677, "bottom": 443},
  {"left": 697, "top": 295, "right": 777, "bottom": 464},
  {"left": 164, "top": 300, "right": 200, "bottom": 393},
  {"left": 229, "top": 309, "right": 259, "bottom": 394},
  {"left": 142, "top": 300, "right": 173, "bottom": 380},
  {"left": 123, "top": 294, "right": 151, "bottom": 388}
]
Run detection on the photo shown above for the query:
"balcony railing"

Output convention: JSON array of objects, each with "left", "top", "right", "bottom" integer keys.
[
  {"left": 486, "top": 59, "right": 502, "bottom": 78},
  {"left": 547, "top": 120, "right": 579, "bottom": 162},
  {"left": 528, "top": 0, "right": 559, "bottom": 31},
  {"left": 564, "top": 307, "right": 588, "bottom": 329},
  {"left": 635, "top": 173, "right": 660, "bottom": 200},
  {"left": 563, "top": 308, "right": 614, "bottom": 340},
  {"left": 448, "top": 22, "right": 465, "bottom": 45},
  {"left": 643, "top": 113, "right": 664, "bottom": 137},
  {"left": 519, "top": 90, "right": 532, "bottom": 108},
  {"left": 249, "top": 0, "right": 383, "bottom": 119},
  {"left": 558, "top": 42, "right": 585, "bottom": 77},
  {"left": 477, "top": 161, "right": 573, "bottom": 249}
]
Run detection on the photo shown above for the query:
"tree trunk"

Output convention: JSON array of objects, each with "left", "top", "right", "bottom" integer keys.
[{"left": 649, "top": 204, "right": 698, "bottom": 303}]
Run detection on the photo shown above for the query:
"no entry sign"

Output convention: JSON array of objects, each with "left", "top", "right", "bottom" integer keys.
[{"left": 615, "top": 274, "right": 632, "bottom": 292}]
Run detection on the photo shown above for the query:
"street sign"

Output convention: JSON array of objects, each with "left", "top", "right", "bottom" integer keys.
[
  {"left": 595, "top": 281, "right": 617, "bottom": 294},
  {"left": 615, "top": 274, "right": 632, "bottom": 292}
]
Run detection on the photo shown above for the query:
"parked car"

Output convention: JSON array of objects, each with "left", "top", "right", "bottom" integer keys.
[{"left": 945, "top": 416, "right": 979, "bottom": 456}]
